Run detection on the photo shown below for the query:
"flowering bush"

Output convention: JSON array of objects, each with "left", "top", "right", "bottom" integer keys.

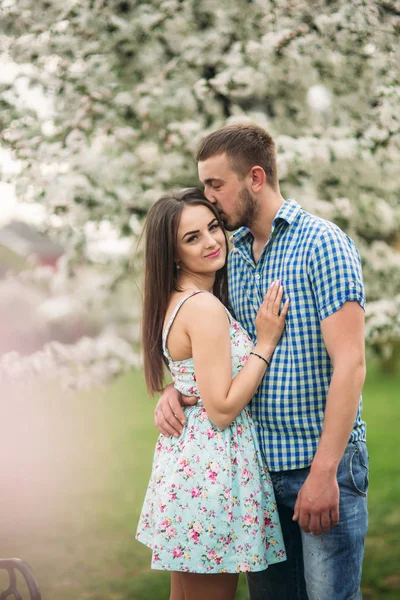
[{"left": 0, "top": 0, "right": 399, "bottom": 383}]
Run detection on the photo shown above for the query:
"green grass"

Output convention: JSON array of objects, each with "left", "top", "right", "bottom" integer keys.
[{"left": 0, "top": 364, "right": 399, "bottom": 599}]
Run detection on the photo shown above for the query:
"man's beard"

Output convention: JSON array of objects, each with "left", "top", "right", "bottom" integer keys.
[{"left": 224, "top": 188, "right": 260, "bottom": 231}]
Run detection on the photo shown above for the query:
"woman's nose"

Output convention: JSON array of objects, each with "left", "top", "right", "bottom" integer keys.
[{"left": 204, "top": 232, "right": 215, "bottom": 247}]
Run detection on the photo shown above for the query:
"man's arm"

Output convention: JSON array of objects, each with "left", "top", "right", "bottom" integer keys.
[
  {"left": 154, "top": 384, "right": 197, "bottom": 437},
  {"left": 293, "top": 300, "right": 366, "bottom": 535}
]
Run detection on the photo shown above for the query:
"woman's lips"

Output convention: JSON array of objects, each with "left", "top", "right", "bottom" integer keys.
[{"left": 205, "top": 248, "right": 221, "bottom": 259}]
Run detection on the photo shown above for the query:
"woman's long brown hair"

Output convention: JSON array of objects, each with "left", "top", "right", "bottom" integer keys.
[{"left": 141, "top": 188, "right": 229, "bottom": 395}]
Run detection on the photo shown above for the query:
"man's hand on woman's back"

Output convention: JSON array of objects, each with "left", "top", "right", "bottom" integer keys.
[{"left": 154, "top": 383, "right": 197, "bottom": 437}]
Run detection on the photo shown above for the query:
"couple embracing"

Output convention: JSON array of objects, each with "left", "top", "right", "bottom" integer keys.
[{"left": 136, "top": 124, "right": 368, "bottom": 600}]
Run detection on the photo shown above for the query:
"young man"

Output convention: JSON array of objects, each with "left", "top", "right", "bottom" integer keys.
[{"left": 154, "top": 124, "right": 368, "bottom": 600}]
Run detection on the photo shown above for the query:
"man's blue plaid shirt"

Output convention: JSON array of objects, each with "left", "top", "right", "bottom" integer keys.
[{"left": 228, "top": 198, "right": 367, "bottom": 472}]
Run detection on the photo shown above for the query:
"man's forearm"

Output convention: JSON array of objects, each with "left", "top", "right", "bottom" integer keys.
[{"left": 311, "top": 359, "right": 366, "bottom": 475}]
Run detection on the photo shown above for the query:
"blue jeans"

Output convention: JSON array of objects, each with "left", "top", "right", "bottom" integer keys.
[{"left": 247, "top": 441, "right": 369, "bottom": 600}]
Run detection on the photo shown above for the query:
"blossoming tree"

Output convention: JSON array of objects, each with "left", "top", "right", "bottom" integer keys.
[{"left": 1, "top": 0, "right": 399, "bottom": 384}]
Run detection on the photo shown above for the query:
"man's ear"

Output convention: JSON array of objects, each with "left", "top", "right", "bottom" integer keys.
[{"left": 249, "top": 165, "right": 266, "bottom": 192}]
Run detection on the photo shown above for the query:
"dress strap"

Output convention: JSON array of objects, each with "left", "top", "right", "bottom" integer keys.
[{"left": 162, "top": 290, "right": 207, "bottom": 360}]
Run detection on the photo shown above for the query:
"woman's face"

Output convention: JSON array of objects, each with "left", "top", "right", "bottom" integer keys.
[{"left": 175, "top": 204, "right": 227, "bottom": 276}]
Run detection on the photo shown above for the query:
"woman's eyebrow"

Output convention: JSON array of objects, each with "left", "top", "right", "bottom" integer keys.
[{"left": 181, "top": 218, "right": 218, "bottom": 240}]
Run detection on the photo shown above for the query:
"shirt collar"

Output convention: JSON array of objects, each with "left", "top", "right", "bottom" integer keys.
[
  {"left": 273, "top": 197, "right": 301, "bottom": 225},
  {"left": 232, "top": 198, "right": 301, "bottom": 248}
]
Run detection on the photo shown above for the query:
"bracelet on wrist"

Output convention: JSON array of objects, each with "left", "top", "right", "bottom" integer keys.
[{"left": 250, "top": 351, "right": 270, "bottom": 368}]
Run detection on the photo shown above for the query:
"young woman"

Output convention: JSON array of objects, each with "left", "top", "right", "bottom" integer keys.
[{"left": 136, "top": 188, "right": 289, "bottom": 600}]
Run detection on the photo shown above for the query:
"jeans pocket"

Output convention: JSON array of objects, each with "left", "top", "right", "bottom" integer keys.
[{"left": 348, "top": 441, "right": 369, "bottom": 497}]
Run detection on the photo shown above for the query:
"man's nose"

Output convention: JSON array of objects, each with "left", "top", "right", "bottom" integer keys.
[{"left": 204, "top": 187, "right": 216, "bottom": 203}]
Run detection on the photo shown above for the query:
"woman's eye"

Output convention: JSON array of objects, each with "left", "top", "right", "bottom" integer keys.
[
  {"left": 209, "top": 223, "right": 219, "bottom": 231},
  {"left": 187, "top": 235, "right": 198, "bottom": 243}
]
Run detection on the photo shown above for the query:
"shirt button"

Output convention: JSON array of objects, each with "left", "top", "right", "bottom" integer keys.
[
  {"left": 349, "top": 281, "right": 355, "bottom": 288},
  {"left": 255, "top": 273, "right": 260, "bottom": 280}
]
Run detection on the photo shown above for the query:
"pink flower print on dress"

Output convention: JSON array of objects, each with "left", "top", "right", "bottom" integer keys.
[
  {"left": 189, "top": 529, "right": 200, "bottom": 543},
  {"left": 173, "top": 547, "right": 184, "bottom": 558},
  {"left": 207, "top": 470, "right": 217, "bottom": 483},
  {"left": 178, "top": 458, "right": 189, "bottom": 470},
  {"left": 161, "top": 517, "right": 172, "bottom": 527},
  {"left": 136, "top": 298, "right": 287, "bottom": 573},
  {"left": 167, "top": 527, "right": 177, "bottom": 538},
  {"left": 191, "top": 486, "right": 201, "bottom": 498},
  {"left": 241, "top": 468, "right": 253, "bottom": 484},
  {"left": 183, "top": 465, "right": 195, "bottom": 478},
  {"left": 206, "top": 462, "right": 220, "bottom": 483},
  {"left": 264, "top": 511, "right": 273, "bottom": 527},
  {"left": 244, "top": 514, "right": 254, "bottom": 525},
  {"left": 199, "top": 409, "right": 208, "bottom": 421}
]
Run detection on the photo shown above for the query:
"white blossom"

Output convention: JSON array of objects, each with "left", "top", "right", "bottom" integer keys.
[
  {"left": 0, "top": 334, "right": 141, "bottom": 389},
  {"left": 307, "top": 85, "right": 332, "bottom": 112},
  {"left": 0, "top": 0, "right": 399, "bottom": 381}
]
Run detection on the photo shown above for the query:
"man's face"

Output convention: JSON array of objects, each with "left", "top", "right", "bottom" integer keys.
[{"left": 198, "top": 153, "right": 259, "bottom": 231}]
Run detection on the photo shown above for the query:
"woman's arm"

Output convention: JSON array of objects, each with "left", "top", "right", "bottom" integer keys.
[{"left": 187, "top": 283, "right": 287, "bottom": 429}]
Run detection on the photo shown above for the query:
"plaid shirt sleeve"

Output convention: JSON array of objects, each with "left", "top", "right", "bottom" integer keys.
[{"left": 307, "top": 225, "right": 366, "bottom": 321}]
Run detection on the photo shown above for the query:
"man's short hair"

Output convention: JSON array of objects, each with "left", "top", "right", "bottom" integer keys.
[{"left": 195, "top": 123, "right": 278, "bottom": 189}]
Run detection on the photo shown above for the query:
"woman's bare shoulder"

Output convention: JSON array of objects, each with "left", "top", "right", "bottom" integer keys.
[
  {"left": 167, "top": 291, "right": 227, "bottom": 327},
  {"left": 164, "top": 290, "right": 224, "bottom": 326},
  {"left": 184, "top": 291, "right": 226, "bottom": 316}
]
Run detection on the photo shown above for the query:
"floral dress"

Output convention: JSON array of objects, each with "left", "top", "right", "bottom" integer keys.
[{"left": 136, "top": 291, "right": 286, "bottom": 573}]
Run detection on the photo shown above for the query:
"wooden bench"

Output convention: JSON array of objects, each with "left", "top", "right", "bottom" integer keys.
[{"left": 0, "top": 559, "right": 42, "bottom": 600}]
